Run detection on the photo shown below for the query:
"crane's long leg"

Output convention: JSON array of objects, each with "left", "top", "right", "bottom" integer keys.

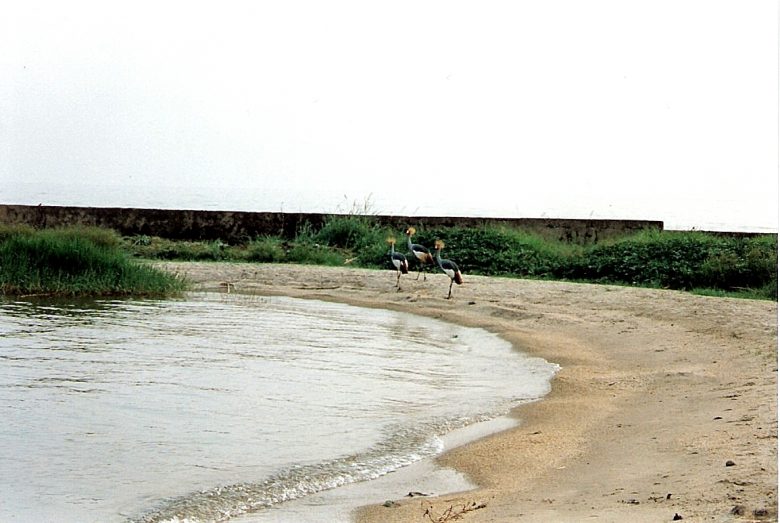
[
  {"left": 419, "top": 262, "right": 427, "bottom": 281},
  {"left": 396, "top": 270, "right": 402, "bottom": 290},
  {"left": 447, "top": 278, "right": 454, "bottom": 299}
]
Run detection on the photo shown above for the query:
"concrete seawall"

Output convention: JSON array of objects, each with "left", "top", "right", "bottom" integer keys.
[{"left": 0, "top": 204, "right": 663, "bottom": 244}]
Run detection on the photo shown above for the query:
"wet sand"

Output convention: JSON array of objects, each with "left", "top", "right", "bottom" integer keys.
[{"left": 160, "top": 261, "right": 777, "bottom": 522}]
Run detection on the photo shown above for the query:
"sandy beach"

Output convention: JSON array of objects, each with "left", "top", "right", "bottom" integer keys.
[{"left": 160, "top": 261, "right": 777, "bottom": 522}]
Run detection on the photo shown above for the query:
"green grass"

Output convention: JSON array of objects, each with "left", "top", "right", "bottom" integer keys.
[
  {"left": 0, "top": 226, "right": 187, "bottom": 297},
  {"left": 113, "top": 218, "right": 778, "bottom": 301},
  {"left": 128, "top": 235, "right": 233, "bottom": 261}
]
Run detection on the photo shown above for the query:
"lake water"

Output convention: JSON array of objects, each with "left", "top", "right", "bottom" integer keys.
[{"left": 0, "top": 293, "right": 558, "bottom": 522}]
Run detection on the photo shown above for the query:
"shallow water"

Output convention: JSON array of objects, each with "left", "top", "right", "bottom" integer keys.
[{"left": 0, "top": 293, "right": 557, "bottom": 522}]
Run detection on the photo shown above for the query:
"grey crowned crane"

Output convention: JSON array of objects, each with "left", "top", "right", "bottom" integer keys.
[
  {"left": 405, "top": 227, "right": 434, "bottom": 281},
  {"left": 433, "top": 239, "right": 463, "bottom": 299},
  {"left": 386, "top": 236, "right": 409, "bottom": 290}
]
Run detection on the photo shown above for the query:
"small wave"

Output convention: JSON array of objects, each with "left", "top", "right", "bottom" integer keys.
[{"left": 129, "top": 414, "right": 495, "bottom": 523}]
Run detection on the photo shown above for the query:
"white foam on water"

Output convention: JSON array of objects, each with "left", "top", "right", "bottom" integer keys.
[{"left": 0, "top": 293, "right": 558, "bottom": 522}]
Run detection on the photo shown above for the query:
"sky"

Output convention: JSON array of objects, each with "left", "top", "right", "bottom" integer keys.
[{"left": 1, "top": 0, "right": 777, "bottom": 231}]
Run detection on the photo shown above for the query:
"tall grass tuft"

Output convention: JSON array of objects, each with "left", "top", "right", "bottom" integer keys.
[
  {"left": 0, "top": 227, "right": 187, "bottom": 297},
  {"left": 315, "top": 215, "right": 388, "bottom": 266}
]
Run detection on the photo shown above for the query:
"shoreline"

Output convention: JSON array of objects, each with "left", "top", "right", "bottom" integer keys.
[{"left": 161, "top": 261, "right": 778, "bottom": 522}]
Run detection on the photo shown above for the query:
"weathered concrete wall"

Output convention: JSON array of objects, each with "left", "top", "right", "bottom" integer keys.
[
  {"left": 0, "top": 205, "right": 320, "bottom": 242},
  {"left": 0, "top": 205, "right": 663, "bottom": 244}
]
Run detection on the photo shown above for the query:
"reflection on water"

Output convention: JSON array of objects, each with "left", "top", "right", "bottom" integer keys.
[{"left": 0, "top": 293, "right": 558, "bottom": 522}]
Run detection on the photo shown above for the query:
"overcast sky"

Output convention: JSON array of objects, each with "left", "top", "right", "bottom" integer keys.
[{"left": 1, "top": 1, "right": 777, "bottom": 230}]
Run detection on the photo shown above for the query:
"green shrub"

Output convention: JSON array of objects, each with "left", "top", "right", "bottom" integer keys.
[
  {"left": 560, "top": 230, "right": 777, "bottom": 294},
  {"left": 355, "top": 240, "right": 394, "bottom": 268},
  {"left": 562, "top": 231, "right": 713, "bottom": 288},
  {"left": 410, "top": 226, "right": 572, "bottom": 277},
  {"left": 700, "top": 235, "right": 777, "bottom": 291},
  {"left": 246, "top": 236, "right": 286, "bottom": 262},
  {"left": 125, "top": 236, "right": 229, "bottom": 261},
  {"left": 313, "top": 215, "right": 395, "bottom": 267},
  {"left": 315, "top": 215, "right": 382, "bottom": 249},
  {"left": 286, "top": 243, "right": 345, "bottom": 266}
]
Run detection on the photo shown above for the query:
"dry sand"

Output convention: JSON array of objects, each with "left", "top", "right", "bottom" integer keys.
[{"left": 160, "top": 261, "right": 777, "bottom": 522}]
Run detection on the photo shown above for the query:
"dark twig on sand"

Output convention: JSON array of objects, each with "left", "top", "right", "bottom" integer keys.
[{"left": 422, "top": 500, "right": 488, "bottom": 522}]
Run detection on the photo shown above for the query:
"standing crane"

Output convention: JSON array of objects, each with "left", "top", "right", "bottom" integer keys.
[
  {"left": 433, "top": 239, "right": 463, "bottom": 299},
  {"left": 386, "top": 236, "right": 409, "bottom": 290},
  {"left": 405, "top": 227, "right": 434, "bottom": 281}
]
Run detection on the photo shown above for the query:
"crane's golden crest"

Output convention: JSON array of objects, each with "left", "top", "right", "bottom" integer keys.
[
  {"left": 386, "top": 236, "right": 396, "bottom": 244},
  {"left": 405, "top": 227, "right": 416, "bottom": 236},
  {"left": 434, "top": 239, "right": 445, "bottom": 249}
]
